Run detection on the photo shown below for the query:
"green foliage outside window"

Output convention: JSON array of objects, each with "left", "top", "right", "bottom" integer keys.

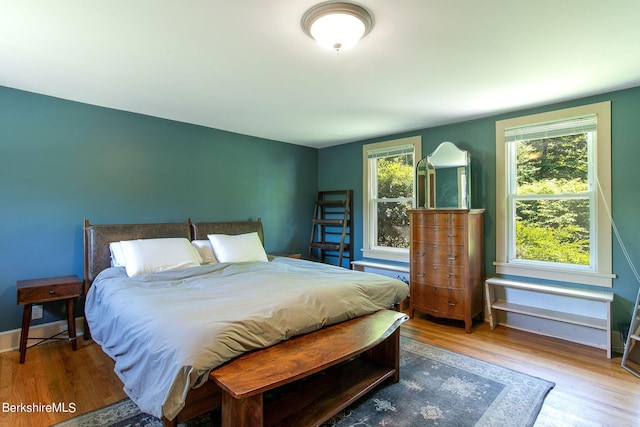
[
  {"left": 375, "top": 155, "right": 413, "bottom": 248},
  {"left": 514, "top": 134, "right": 591, "bottom": 265}
]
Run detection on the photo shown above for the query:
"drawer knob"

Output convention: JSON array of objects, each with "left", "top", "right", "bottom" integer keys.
[
  {"left": 417, "top": 272, "right": 425, "bottom": 277},
  {"left": 448, "top": 255, "right": 457, "bottom": 260},
  {"left": 49, "top": 290, "right": 56, "bottom": 295},
  {"left": 447, "top": 234, "right": 458, "bottom": 238},
  {"left": 447, "top": 273, "right": 456, "bottom": 278},
  {"left": 448, "top": 302, "right": 457, "bottom": 306}
]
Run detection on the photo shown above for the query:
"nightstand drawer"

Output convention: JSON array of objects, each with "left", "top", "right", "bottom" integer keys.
[{"left": 17, "top": 276, "right": 83, "bottom": 304}]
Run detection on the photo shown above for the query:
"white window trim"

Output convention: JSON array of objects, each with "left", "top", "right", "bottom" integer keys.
[
  {"left": 362, "top": 136, "right": 421, "bottom": 262},
  {"left": 494, "top": 101, "right": 615, "bottom": 287}
]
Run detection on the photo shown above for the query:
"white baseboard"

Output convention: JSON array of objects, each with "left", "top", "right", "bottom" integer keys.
[{"left": 0, "top": 317, "right": 85, "bottom": 354}]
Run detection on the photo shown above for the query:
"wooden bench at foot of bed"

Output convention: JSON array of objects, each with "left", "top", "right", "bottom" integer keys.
[{"left": 184, "top": 309, "right": 407, "bottom": 427}]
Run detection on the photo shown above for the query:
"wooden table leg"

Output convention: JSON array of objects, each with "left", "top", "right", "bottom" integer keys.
[
  {"left": 221, "top": 392, "right": 263, "bottom": 427},
  {"left": 19, "top": 304, "right": 32, "bottom": 364},
  {"left": 66, "top": 298, "right": 77, "bottom": 351},
  {"left": 83, "top": 317, "right": 91, "bottom": 340}
]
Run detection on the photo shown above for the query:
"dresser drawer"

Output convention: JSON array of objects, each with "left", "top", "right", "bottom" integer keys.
[
  {"left": 412, "top": 264, "right": 465, "bottom": 287},
  {"left": 411, "top": 211, "right": 466, "bottom": 228},
  {"left": 438, "top": 212, "right": 466, "bottom": 227},
  {"left": 412, "top": 226, "right": 465, "bottom": 244},
  {"left": 411, "top": 284, "right": 465, "bottom": 316},
  {"left": 412, "top": 243, "right": 465, "bottom": 266},
  {"left": 17, "top": 277, "right": 83, "bottom": 304},
  {"left": 411, "top": 212, "right": 436, "bottom": 227}
]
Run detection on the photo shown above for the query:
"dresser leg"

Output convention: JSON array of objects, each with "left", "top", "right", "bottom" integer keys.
[
  {"left": 66, "top": 299, "right": 77, "bottom": 351},
  {"left": 19, "top": 304, "right": 32, "bottom": 363}
]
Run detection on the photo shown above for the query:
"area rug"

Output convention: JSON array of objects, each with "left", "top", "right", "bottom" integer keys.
[{"left": 53, "top": 337, "right": 554, "bottom": 427}]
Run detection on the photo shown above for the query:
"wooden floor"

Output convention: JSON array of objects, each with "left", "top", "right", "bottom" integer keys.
[{"left": 2, "top": 314, "right": 640, "bottom": 426}]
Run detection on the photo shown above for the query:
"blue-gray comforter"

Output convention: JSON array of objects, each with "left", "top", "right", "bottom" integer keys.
[{"left": 85, "top": 257, "right": 408, "bottom": 420}]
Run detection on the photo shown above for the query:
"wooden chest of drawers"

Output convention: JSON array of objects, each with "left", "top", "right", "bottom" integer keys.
[{"left": 409, "top": 209, "right": 484, "bottom": 332}]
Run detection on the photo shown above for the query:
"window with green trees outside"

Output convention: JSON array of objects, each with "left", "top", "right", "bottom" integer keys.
[
  {"left": 495, "top": 101, "right": 613, "bottom": 287},
  {"left": 362, "top": 136, "right": 421, "bottom": 262},
  {"left": 510, "top": 123, "right": 593, "bottom": 266}
]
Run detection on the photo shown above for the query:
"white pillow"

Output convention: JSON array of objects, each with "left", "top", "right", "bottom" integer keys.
[
  {"left": 191, "top": 240, "right": 218, "bottom": 264},
  {"left": 207, "top": 232, "right": 268, "bottom": 263},
  {"left": 119, "top": 238, "right": 203, "bottom": 277},
  {"left": 109, "top": 242, "right": 127, "bottom": 267}
]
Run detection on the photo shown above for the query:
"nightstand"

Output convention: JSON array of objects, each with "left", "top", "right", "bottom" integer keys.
[
  {"left": 17, "top": 275, "right": 83, "bottom": 363},
  {"left": 271, "top": 253, "right": 302, "bottom": 259}
]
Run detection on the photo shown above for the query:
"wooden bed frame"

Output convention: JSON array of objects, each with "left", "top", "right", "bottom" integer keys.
[{"left": 82, "top": 219, "right": 407, "bottom": 427}]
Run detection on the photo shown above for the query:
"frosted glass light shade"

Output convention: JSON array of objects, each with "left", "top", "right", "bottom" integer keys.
[
  {"left": 310, "top": 13, "right": 365, "bottom": 51},
  {"left": 302, "top": 2, "right": 374, "bottom": 51}
]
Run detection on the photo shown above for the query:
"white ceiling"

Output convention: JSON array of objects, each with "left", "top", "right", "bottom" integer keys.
[{"left": 2, "top": 1, "right": 639, "bottom": 148}]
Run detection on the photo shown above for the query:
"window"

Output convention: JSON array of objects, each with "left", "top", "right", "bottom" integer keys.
[
  {"left": 495, "top": 101, "right": 614, "bottom": 287},
  {"left": 362, "top": 136, "right": 421, "bottom": 262}
]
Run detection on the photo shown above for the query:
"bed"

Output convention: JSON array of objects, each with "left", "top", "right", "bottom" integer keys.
[{"left": 82, "top": 218, "right": 409, "bottom": 426}]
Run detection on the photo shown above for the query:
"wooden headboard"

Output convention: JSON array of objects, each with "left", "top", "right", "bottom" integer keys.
[
  {"left": 190, "top": 219, "right": 264, "bottom": 243},
  {"left": 82, "top": 218, "right": 264, "bottom": 340},
  {"left": 83, "top": 218, "right": 265, "bottom": 285},
  {"left": 83, "top": 220, "right": 191, "bottom": 285}
]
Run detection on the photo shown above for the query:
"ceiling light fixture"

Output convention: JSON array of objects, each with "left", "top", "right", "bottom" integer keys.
[{"left": 301, "top": 1, "right": 374, "bottom": 51}]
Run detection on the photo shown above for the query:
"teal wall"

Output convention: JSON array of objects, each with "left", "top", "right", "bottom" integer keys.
[
  {"left": 318, "top": 86, "right": 640, "bottom": 329},
  {"left": 0, "top": 86, "right": 318, "bottom": 332},
  {"left": 3, "top": 83, "right": 639, "bottom": 337}
]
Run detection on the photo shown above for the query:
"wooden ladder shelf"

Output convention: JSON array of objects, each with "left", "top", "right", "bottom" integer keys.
[{"left": 308, "top": 190, "right": 353, "bottom": 267}]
